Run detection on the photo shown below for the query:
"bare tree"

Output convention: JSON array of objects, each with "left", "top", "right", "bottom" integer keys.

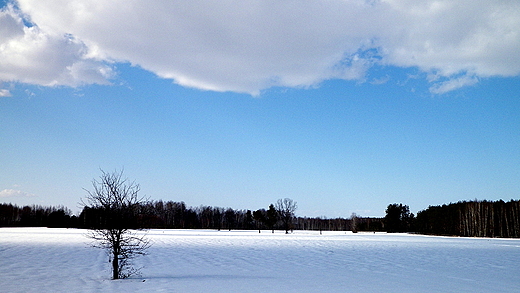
[
  {"left": 275, "top": 198, "right": 297, "bottom": 234},
  {"left": 350, "top": 213, "right": 358, "bottom": 233},
  {"left": 83, "top": 169, "right": 151, "bottom": 279}
]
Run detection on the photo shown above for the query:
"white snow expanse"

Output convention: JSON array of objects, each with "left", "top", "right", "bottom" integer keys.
[{"left": 1, "top": 228, "right": 519, "bottom": 293}]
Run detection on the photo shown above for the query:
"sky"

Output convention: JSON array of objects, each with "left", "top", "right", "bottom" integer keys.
[{"left": 1, "top": 0, "right": 519, "bottom": 218}]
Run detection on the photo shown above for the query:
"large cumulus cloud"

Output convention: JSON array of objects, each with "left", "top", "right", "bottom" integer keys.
[{"left": 2, "top": 0, "right": 519, "bottom": 95}]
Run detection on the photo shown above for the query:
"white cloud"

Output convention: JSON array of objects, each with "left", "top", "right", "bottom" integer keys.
[
  {"left": 370, "top": 75, "right": 390, "bottom": 85},
  {"left": 0, "top": 4, "right": 114, "bottom": 87},
  {"left": 429, "top": 75, "right": 479, "bottom": 94},
  {"left": 0, "top": 189, "right": 35, "bottom": 198},
  {"left": 0, "top": 88, "right": 11, "bottom": 97},
  {"left": 2, "top": 0, "right": 519, "bottom": 94}
]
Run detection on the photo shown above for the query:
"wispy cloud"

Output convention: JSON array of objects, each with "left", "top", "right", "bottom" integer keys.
[
  {"left": 1, "top": 0, "right": 519, "bottom": 94},
  {"left": 370, "top": 75, "right": 390, "bottom": 85},
  {"left": 0, "top": 189, "right": 35, "bottom": 198},
  {"left": 0, "top": 88, "right": 11, "bottom": 97},
  {"left": 430, "top": 75, "right": 479, "bottom": 94}
]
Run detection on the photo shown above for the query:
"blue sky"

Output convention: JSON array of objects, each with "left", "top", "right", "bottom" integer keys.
[{"left": 1, "top": 1, "right": 519, "bottom": 217}]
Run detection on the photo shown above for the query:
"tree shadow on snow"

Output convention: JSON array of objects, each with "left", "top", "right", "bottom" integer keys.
[{"left": 144, "top": 274, "right": 273, "bottom": 281}]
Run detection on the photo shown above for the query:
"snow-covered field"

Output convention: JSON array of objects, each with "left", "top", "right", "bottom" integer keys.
[{"left": 1, "top": 228, "right": 519, "bottom": 293}]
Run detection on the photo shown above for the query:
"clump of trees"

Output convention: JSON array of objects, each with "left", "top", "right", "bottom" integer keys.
[
  {"left": 82, "top": 170, "right": 151, "bottom": 280},
  {"left": 384, "top": 203, "right": 414, "bottom": 232},
  {"left": 382, "top": 200, "right": 520, "bottom": 238},
  {"left": 415, "top": 200, "right": 520, "bottom": 238},
  {"left": 252, "top": 204, "right": 279, "bottom": 233}
]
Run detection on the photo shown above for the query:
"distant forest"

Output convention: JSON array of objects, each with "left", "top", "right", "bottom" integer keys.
[
  {"left": 1, "top": 199, "right": 519, "bottom": 238},
  {"left": 0, "top": 200, "right": 378, "bottom": 232},
  {"left": 415, "top": 200, "right": 520, "bottom": 238}
]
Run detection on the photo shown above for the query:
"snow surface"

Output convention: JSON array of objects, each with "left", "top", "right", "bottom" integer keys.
[{"left": 1, "top": 228, "right": 519, "bottom": 293}]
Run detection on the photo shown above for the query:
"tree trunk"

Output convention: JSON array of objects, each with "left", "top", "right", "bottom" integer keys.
[{"left": 112, "top": 251, "right": 119, "bottom": 279}]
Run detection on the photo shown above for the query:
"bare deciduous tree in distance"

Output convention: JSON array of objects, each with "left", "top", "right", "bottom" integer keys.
[
  {"left": 83, "top": 170, "right": 151, "bottom": 280},
  {"left": 351, "top": 212, "right": 358, "bottom": 233},
  {"left": 275, "top": 198, "right": 297, "bottom": 234}
]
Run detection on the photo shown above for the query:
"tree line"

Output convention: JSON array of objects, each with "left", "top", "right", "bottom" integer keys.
[
  {"left": 0, "top": 203, "right": 77, "bottom": 228},
  {"left": 0, "top": 201, "right": 383, "bottom": 232},
  {"left": 79, "top": 199, "right": 383, "bottom": 233},
  {"left": 2, "top": 199, "right": 519, "bottom": 238}
]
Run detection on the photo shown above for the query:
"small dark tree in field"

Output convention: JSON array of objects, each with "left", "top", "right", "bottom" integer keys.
[
  {"left": 253, "top": 209, "right": 265, "bottom": 232},
  {"left": 275, "top": 198, "right": 297, "bottom": 234},
  {"left": 83, "top": 170, "right": 151, "bottom": 280},
  {"left": 266, "top": 204, "right": 279, "bottom": 233}
]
